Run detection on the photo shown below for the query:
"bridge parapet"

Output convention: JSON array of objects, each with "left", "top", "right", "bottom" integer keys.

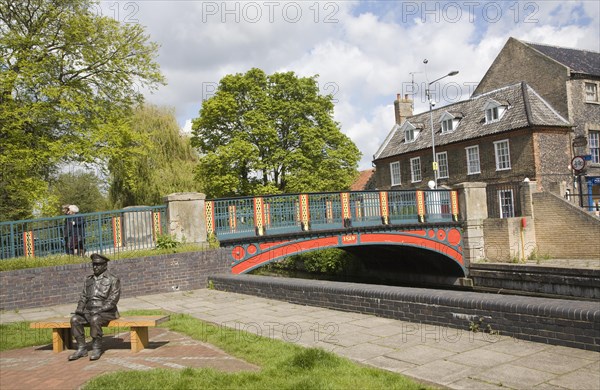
[{"left": 206, "top": 190, "right": 459, "bottom": 242}]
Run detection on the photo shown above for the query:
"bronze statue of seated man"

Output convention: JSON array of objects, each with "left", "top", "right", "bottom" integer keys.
[{"left": 68, "top": 253, "right": 121, "bottom": 361}]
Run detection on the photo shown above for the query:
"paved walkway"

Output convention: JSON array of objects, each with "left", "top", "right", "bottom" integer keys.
[{"left": 1, "top": 289, "right": 599, "bottom": 390}]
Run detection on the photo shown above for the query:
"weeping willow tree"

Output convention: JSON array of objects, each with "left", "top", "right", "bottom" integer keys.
[{"left": 108, "top": 104, "right": 202, "bottom": 207}]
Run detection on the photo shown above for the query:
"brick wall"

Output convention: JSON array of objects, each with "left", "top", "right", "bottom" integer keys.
[
  {"left": 483, "top": 217, "right": 536, "bottom": 261},
  {"left": 209, "top": 274, "right": 600, "bottom": 351},
  {"left": 374, "top": 131, "right": 538, "bottom": 190},
  {"left": 0, "top": 249, "right": 230, "bottom": 311},
  {"left": 533, "top": 192, "right": 600, "bottom": 258},
  {"left": 470, "top": 263, "right": 600, "bottom": 300}
]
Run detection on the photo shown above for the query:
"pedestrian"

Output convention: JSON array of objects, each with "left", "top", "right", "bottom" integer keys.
[
  {"left": 68, "top": 254, "right": 121, "bottom": 361},
  {"left": 64, "top": 205, "right": 86, "bottom": 255}
]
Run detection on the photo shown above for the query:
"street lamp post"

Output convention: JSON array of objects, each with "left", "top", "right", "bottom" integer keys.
[{"left": 424, "top": 64, "right": 459, "bottom": 189}]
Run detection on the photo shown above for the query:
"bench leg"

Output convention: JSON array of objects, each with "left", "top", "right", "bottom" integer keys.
[
  {"left": 52, "top": 328, "right": 71, "bottom": 353},
  {"left": 130, "top": 327, "right": 149, "bottom": 353}
]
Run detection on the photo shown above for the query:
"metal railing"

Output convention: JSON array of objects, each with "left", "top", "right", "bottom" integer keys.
[
  {"left": 565, "top": 193, "right": 600, "bottom": 212},
  {"left": 486, "top": 183, "right": 522, "bottom": 219},
  {"left": 206, "top": 190, "right": 458, "bottom": 241},
  {"left": 1, "top": 206, "right": 167, "bottom": 260}
]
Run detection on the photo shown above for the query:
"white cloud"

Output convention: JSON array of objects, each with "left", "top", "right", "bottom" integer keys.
[{"left": 120, "top": 0, "right": 599, "bottom": 170}]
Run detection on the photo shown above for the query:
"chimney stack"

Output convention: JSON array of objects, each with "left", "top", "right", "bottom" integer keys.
[{"left": 394, "top": 94, "right": 413, "bottom": 125}]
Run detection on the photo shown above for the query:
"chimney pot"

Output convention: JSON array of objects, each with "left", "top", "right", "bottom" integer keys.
[{"left": 396, "top": 93, "right": 401, "bottom": 101}]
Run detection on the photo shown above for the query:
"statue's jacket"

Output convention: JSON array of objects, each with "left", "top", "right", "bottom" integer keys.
[{"left": 76, "top": 272, "right": 121, "bottom": 319}]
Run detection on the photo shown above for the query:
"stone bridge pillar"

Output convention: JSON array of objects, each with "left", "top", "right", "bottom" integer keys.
[
  {"left": 455, "top": 182, "right": 487, "bottom": 266},
  {"left": 163, "top": 192, "right": 207, "bottom": 244}
]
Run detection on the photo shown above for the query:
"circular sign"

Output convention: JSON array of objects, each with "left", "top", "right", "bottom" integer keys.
[{"left": 571, "top": 156, "right": 586, "bottom": 172}]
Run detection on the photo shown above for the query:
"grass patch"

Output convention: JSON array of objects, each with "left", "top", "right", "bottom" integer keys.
[
  {"left": 2, "top": 310, "right": 432, "bottom": 389},
  {"left": 0, "top": 322, "right": 53, "bottom": 351},
  {"left": 0, "top": 244, "right": 207, "bottom": 272}
]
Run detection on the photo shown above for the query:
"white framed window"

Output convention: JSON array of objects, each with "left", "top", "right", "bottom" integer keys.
[
  {"left": 483, "top": 100, "right": 506, "bottom": 124},
  {"left": 585, "top": 83, "right": 598, "bottom": 103},
  {"left": 494, "top": 139, "right": 511, "bottom": 171},
  {"left": 590, "top": 130, "right": 599, "bottom": 164},
  {"left": 486, "top": 106, "right": 499, "bottom": 123},
  {"left": 405, "top": 128, "right": 416, "bottom": 142},
  {"left": 390, "top": 161, "right": 401, "bottom": 186},
  {"left": 498, "top": 189, "right": 515, "bottom": 218},
  {"left": 410, "top": 157, "right": 422, "bottom": 183},
  {"left": 436, "top": 152, "right": 449, "bottom": 178},
  {"left": 441, "top": 118, "right": 453, "bottom": 133},
  {"left": 465, "top": 146, "right": 481, "bottom": 174}
]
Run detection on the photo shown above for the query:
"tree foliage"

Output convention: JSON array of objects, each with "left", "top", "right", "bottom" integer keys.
[
  {"left": 0, "top": 0, "right": 164, "bottom": 221},
  {"left": 108, "top": 104, "right": 202, "bottom": 207},
  {"left": 191, "top": 68, "right": 360, "bottom": 198},
  {"left": 45, "top": 171, "right": 109, "bottom": 215}
]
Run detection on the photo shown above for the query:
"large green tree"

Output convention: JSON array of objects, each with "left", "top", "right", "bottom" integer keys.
[
  {"left": 191, "top": 68, "right": 360, "bottom": 198},
  {"left": 108, "top": 104, "right": 202, "bottom": 207},
  {"left": 0, "top": 0, "right": 164, "bottom": 221}
]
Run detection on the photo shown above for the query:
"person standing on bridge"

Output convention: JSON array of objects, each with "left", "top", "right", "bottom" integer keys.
[
  {"left": 63, "top": 204, "right": 86, "bottom": 256},
  {"left": 68, "top": 254, "right": 121, "bottom": 361}
]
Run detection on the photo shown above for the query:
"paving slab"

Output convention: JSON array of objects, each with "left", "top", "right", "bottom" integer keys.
[
  {"left": 470, "top": 363, "right": 560, "bottom": 389},
  {"left": 385, "top": 344, "right": 457, "bottom": 365},
  {"left": 401, "top": 359, "right": 480, "bottom": 386}
]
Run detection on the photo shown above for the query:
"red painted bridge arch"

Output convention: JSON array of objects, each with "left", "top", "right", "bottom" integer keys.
[{"left": 227, "top": 227, "right": 464, "bottom": 275}]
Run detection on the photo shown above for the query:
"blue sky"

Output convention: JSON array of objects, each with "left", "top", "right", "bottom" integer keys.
[{"left": 99, "top": 1, "right": 600, "bottom": 169}]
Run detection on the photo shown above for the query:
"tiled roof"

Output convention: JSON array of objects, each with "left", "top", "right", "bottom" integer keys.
[
  {"left": 350, "top": 168, "right": 375, "bottom": 191},
  {"left": 374, "top": 82, "right": 571, "bottom": 161},
  {"left": 524, "top": 41, "right": 600, "bottom": 77}
]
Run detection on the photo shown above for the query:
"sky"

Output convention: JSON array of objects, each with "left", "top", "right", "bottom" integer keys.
[{"left": 97, "top": 0, "right": 600, "bottom": 170}]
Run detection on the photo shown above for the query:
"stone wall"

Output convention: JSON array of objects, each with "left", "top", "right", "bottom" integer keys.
[
  {"left": 474, "top": 37, "right": 570, "bottom": 118},
  {"left": 209, "top": 274, "right": 600, "bottom": 351},
  {"left": 532, "top": 192, "right": 600, "bottom": 258},
  {"left": 0, "top": 249, "right": 230, "bottom": 311}
]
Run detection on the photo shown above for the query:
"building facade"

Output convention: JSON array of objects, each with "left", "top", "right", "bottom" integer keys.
[
  {"left": 474, "top": 38, "right": 600, "bottom": 210},
  {"left": 373, "top": 82, "right": 572, "bottom": 218}
]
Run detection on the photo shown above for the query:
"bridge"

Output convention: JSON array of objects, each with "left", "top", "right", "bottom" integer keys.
[{"left": 205, "top": 190, "right": 464, "bottom": 277}]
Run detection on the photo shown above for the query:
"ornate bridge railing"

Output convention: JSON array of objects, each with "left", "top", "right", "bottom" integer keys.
[
  {"left": 0, "top": 206, "right": 167, "bottom": 260},
  {"left": 205, "top": 190, "right": 459, "bottom": 242}
]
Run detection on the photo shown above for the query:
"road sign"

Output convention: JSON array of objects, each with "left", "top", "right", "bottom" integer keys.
[{"left": 571, "top": 156, "right": 586, "bottom": 172}]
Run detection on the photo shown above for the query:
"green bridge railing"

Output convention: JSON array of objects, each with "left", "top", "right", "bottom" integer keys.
[
  {"left": 1, "top": 206, "right": 167, "bottom": 260},
  {"left": 206, "top": 189, "right": 460, "bottom": 242}
]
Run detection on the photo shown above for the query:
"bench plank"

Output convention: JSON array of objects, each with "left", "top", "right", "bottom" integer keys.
[{"left": 29, "top": 315, "right": 169, "bottom": 353}]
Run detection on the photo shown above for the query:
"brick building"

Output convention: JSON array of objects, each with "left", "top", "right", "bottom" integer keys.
[
  {"left": 373, "top": 82, "right": 572, "bottom": 218},
  {"left": 474, "top": 38, "right": 600, "bottom": 210}
]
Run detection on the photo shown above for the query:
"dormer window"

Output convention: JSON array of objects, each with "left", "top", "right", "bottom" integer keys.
[
  {"left": 486, "top": 106, "right": 499, "bottom": 122},
  {"left": 483, "top": 100, "right": 507, "bottom": 124},
  {"left": 442, "top": 118, "right": 453, "bottom": 133},
  {"left": 439, "top": 111, "right": 461, "bottom": 134},
  {"left": 403, "top": 122, "right": 419, "bottom": 143}
]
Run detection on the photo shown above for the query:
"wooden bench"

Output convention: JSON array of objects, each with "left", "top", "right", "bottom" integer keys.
[{"left": 29, "top": 315, "right": 170, "bottom": 353}]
